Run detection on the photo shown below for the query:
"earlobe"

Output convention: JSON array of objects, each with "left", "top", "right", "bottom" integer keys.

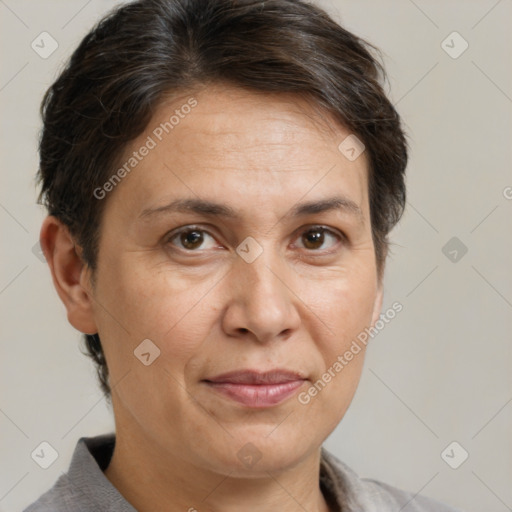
[{"left": 40, "top": 216, "right": 98, "bottom": 335}]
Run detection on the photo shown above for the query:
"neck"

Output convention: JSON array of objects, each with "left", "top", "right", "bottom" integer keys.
[{"left": 104, "top": 428, "right": 332, "bottom": 512}]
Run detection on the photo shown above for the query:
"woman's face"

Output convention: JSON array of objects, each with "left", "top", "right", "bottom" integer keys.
[{"left": 83, "top": 84, "right": 383, "bottom": 474}]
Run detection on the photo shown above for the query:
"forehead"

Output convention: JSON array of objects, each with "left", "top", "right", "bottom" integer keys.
[
  {"left": 154, "top": 85, "right": 353, "bottom": 161},
  {"left": 104, "top": 84, "right": 370, "bottom": 224}
]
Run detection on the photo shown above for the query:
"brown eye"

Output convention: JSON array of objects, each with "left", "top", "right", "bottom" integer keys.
[
  {"left": 297, "top": 227, "right": 341, "bottom": 251},
  {"left": 167, "top": 227, "right": 218, "bottom": 251},
  {"left": 179, "top": 229, "right": 204, "bottom": 249}
]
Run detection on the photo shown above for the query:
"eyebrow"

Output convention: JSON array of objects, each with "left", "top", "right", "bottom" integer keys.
[{"left": 138, "top": 195, "right": 364, "bottom": 225}]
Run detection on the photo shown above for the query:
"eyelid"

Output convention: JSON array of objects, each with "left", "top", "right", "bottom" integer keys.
[
  {"left": 164, "top": 224, "right": 221, "bottom": 249},
  {"left": 164, "top": 223, "right": 347, "bottom": 254},
  {"left": 291, "top": 225, "right": 346, "bottom": 252}
]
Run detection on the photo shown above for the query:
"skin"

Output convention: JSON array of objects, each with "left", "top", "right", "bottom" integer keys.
[{"left": 41, "top": 83, "right": 384, "bottom": 512}]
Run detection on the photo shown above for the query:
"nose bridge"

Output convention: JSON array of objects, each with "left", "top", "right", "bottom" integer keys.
[
  {"left": 238, "top": 241, "right": 286, "bottom": 303},
  {"left": 224, "top": 239, "right": 299, "bottom": 341}
]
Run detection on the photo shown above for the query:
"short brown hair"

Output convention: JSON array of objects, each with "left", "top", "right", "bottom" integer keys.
[{"left": 37, "top": 0, "right": 408, "bottom": 399}]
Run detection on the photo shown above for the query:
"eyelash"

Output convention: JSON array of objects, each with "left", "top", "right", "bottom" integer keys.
[{"left": 164, "top": 225, "right": 347, "bottom": 255}]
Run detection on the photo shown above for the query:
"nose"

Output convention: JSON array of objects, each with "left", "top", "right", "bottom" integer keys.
[{"left": 221, "top": 250, "right": 301, "bottom": 344}]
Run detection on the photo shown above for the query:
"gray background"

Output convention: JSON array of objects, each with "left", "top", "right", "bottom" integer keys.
[{"left": 1, "top": 1, "right": 511, "bottom": 511}]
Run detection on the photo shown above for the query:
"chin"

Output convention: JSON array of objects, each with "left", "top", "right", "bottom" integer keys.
[{"left": 205, "top": 430, "right": 315, "bottom": 476}]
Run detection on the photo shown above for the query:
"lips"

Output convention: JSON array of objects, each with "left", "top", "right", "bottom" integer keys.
[
  {"left": 204, "top": 369, "right": 306, "bottom": 385},
  {"left": 203, "top": 369, "right": 307, "bottom": 407}
]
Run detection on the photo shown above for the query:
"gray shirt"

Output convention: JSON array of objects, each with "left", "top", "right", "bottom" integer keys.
[{"left": 24, "top": 434, "right": 463, "bottom": 511}]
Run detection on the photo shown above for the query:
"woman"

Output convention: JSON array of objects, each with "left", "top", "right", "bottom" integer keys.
[{"left": 26, "top": 0, "right": 462, "bottom": 510}]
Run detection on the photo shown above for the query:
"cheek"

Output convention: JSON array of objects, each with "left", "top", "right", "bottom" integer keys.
[
  {"left": 96, "top": 255, "right": 220, "bottom": 369},
  {"left": 93, "top": 258, "right": 219, "bottom": 413},
  {"left": 296, "top": 269, "right": 376, "bottom": 430},
  {"left": 310, "top": 264, "right": 378, "bottom": 355}
]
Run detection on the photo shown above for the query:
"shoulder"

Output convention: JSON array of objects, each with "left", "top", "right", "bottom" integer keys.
[
  {"left": 361, "top": 477, "right": 464, "bottom": 512},
  {"left": 22, "top": 474, "right": 75, "bottom": 512},
  {"left": 23, "top": 433, "right": 121, "bottom": 512},
  {"left": 321, "top": 447, "right": 465, "bottom": 512}
]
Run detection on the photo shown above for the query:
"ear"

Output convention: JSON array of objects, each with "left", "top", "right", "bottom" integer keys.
[
  {"left": 370, "top": 243, "right": 387, "bottom": 326},
  {"left": 370, "top": 282, "right": 384, "bottom": 328},
  {"left": 40, "top": 216, "right": 98, "bottom": 335}
]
